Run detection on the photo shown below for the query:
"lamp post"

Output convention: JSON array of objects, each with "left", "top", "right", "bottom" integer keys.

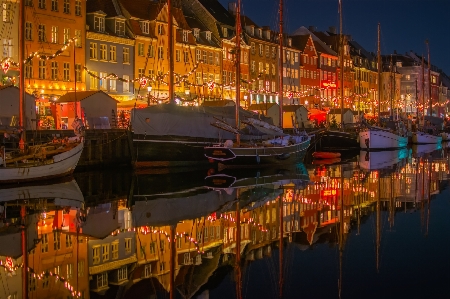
[{"left": 147, "top": 86, "right": 152, "bottom": 106}]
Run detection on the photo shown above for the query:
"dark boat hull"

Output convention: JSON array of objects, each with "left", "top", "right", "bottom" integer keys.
[{"left": 318, "top": 130, "right": 359, "bottom": 149}]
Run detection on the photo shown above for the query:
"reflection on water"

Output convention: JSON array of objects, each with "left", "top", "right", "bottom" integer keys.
[{"left": 1, "top": 146, "right": 449, "bottom": 299}]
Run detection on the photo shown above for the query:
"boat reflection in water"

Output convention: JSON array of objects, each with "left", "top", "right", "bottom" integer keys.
[
  {"left": 1, "top": 150, "right": 449, "bottom": 299},
  {"left": 359, "top": 148, "right": 409, "bottom": 171}
]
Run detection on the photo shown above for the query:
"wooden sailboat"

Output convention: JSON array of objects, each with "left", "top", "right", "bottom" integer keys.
[
  {"left": 412, "top": 40, "right": 443, "bottom": 144},
  {"left": 359, "top": 24, "right": 408, "bottom": 150},
  {"left": 204, "top": 0, "right": 310, "bottom": 167},
  {"left": 0, "top": 0, "right": 84, "bottom": 183}
]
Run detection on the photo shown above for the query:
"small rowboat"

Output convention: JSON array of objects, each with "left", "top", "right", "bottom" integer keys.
[{"left": 312, "top": 152, "right": 341, "bottom": 159}]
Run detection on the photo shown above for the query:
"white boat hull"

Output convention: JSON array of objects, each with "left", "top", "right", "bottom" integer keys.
[
  {"left": 359, "top": 130, "right": 408, "bottom": 150},
  {"left": 411, "top": 132, "right": 442, "bottom": 144},
  {"left": 359, "top": 148, "right": 408, "bottom": 171},
  {"left": 440, "top": 132, "right": 450, "bottom": 141},
  {"left": 0, "top": 142, "right": 84, "bottom": 184}
]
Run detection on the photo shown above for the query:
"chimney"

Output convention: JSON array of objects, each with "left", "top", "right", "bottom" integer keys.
[
  {"left": 228, "top": 2, "right": 236, "bottom": 15},
  {"left": 308, "top": 26, "right": 316, "bottom": 32},
  {"left": 328, "top": 26, "right": 336, "bottom": 34}
]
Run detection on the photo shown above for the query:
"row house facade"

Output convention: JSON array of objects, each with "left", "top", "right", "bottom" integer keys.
[
  {"left": 282, "top": 37, "right": 301, "bottom": 105},
  {"left": 0, "top": 0, "right": 19, "bottom": 84},
  {"left": 85, "top": 0, "right": 135, "bottom": 102},
  {"left": 24, "top": 0, "right": 86, "bottom": 127}
]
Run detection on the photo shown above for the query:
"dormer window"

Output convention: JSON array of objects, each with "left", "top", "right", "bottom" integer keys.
[
  {"left": 193, "top": 28, "right": 199, "bottom": 39},
  {"left": 182, "top": 30, "right": 189, "bottom": 42},
  {"left": 205, "top": 31, "right": 211, "bottom": 41},
  {"left": 266, "top": 31, "right": 270, "bottom": 40},
  {"left": 258, "top": 29, "right": 262, "bottom": 37},
  {"left": 250, "top": 26, "right": 254, "bottom": 36},
  {"left": 94, "top": 16, "right": 105, "bottom": 32},
  {"left": 288, "top": 38, "right": 292, "bottom": 47},
  {"left": 140, "top": 21, "right": 150, "bottom": 34},
  {"left": 222, "top": 27, "right": 228, "bottom": 37},
  {"left": 157, "top": 24, "right": 164, "bottom": 35},
  {"left": 115, "top": 20, "right": 125, "bottom": 36}
]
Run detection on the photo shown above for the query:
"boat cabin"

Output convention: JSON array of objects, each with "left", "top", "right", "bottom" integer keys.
[
  {"left": 327, "top": 108, "right": 354, "bottom": 125},
  {"left": 282, "top": 105, "right": 309, "bottom": 128},
  {"left": 0, "top": 85, "right": 36, "bottom": 129},
  {"left": 248, "top": 103, "right": 279, "bottom": 126}
]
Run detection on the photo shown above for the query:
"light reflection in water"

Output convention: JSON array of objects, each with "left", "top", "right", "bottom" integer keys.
[{"left": 0, "top": 145, "right": 449, "bottom": 299}]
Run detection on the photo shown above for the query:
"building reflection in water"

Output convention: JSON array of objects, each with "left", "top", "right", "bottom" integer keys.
[{"left": 0, "top": 146, "right": 448, "bottom": 299}]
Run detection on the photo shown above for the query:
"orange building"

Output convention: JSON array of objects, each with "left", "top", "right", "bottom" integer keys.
[{"left": 24, "top": 0, "right": 86, "bottom": 128}]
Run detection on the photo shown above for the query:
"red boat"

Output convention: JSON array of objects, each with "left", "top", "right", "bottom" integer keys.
[{"left": 312, "top": 152, "right": 341, "bottom": 159}]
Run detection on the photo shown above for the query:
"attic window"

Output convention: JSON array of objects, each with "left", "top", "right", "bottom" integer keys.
[
  {"left": 396, "top": 61, "right": 402, "bottom": 67},
  {"left": 205, "top": 31, "right": 211, "bottom": 41},
  {"left": 94, "top": 16, "right": 105, "bottom": 33},
  {"left": 288, "top": 38, "right": 292, "bottom": 47},
  {"left": 266, "top": 31, "right": 270, "bottom": 40},
  {"left": 222, "top": 27, "right": 228, "bottom": 37},
  {"left": 182, "top": 30, "right": 189, "bottom": 42},
  {"left": 250, "top": 27, "right": 254, "bottom": 36},
  {"left": 193, "top": 28, "right": 199, "bottom": 39},
  {"left": 258, "top": 28, "right": 262, "bottom": 37},
  {"left": 115, "top": 20, "right": 125, "bottom": 36},
  {"left": 140, "top": 21, "right": 149, "bottom": 34}
]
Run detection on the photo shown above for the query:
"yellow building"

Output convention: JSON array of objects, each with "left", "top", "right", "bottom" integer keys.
[{"left": 24, "top": 0, "right": 86, "bottom": 127}]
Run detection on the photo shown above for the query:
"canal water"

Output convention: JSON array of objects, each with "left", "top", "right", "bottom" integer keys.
[{"left": 1, "top": 144, "right": 449, "bottom": 299}]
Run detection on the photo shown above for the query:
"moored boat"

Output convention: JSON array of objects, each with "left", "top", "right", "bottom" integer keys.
[
  {"left": 312, "top": 151, "right": 341, "bottom": 159},
  {"left": 411, "top": 131, "right": 442, "bottom": 144},
  {"left": 359, "top": 127, "right": 408, "bottom": 150}
]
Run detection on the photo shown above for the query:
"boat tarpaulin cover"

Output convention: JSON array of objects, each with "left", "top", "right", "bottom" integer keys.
[{"left": 131, "top": 105, "right": 272, "bottom": 139}]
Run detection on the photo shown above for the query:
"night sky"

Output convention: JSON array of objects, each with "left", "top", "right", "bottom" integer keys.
[{"left": 219, "top": 0, "right": 450, "bottom": 74}]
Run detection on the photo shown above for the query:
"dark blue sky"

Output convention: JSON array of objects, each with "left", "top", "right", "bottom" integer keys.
[{"left": 219, "top": 0, "right": 450, "bottom": 74}]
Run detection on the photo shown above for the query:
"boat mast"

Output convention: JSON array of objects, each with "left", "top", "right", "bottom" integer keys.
[
  {"left": 19, "top": 0, "right": 26, "bottom": 150},
  {"left": 170, "top": 225, "right": 176, "bottom": 299},
  {"left": 279, "top": 190, "right": 284, "bottom": 298},
  {"left": 168, "top": 0, "right": 174, "bottom": 104},
  {"left": 235, "top": 199, "right": 242, "bottom": 299},
  {"left": 339, "top": 0, "right": 344, "bottom": 130},
  {"left": 278, "top": 0, "right": 283, "bottom": 128},
  {"left": 426, "top": 40, "right": 431, "bottom": 117},
  {"left": 390, "top": 55, "right": 393, "bottom": 119},
  {"left": 377, "top": 23, "right": 381, "bottom": 125},
  {"left": 235, "top": 0, "right": 241, "bottom": 145},
  {"left": 376, "top": 173, "right": 380, "bottom": 273},
  {"left": 21, "top": 205, "right": 28, "bottom": 299},
  {"left": 421, "top": 55, "right": 425, "bottom": 125}
]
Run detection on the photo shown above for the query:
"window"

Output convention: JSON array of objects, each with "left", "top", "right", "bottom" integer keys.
[
  {"left": 182, "top": 30, "right": 188, "bottom": 42},
  {"left": 111, "top": 241, "right": 119, "bottom": 259},
  {"left": 196, "top": 49, "right": 201, "bottom": 62},
  {"left": 75, "top": 0, "right": 81, "bottom": 16},
  {"left": 63, "top": 28, "right": 70, "bottom": 44},
  {"left": 141, "top": 21, "right": 149, "bottom": 34},
  {"left": 206, "top": 32, "right": 211, "bottom": 40},
  {"left": 38, "top": 60, "right": 46, "bottom": 79},
  {"left": 144, "top": 264, "right": 151, "bottom": 278},
  {"left": 89, "top": 71, "right": 98, "bottom": 89},
  {"left": 138, "top": 43, "right": 144, "bottom": 56},
  {"left": 115, "top": 21, "right": 125, "bottom": 36},
  {"left": 251, "top": 61, "right": 255, "bottom": 74},
  {"left": 63, "top": 62, "right": 70, "bottom": 81},
  {"left": 215, "top": 52, "right": 219, "bottom": 65},
  {"left": 63, "top": 0, "right": 69, "bottom": 13},
  {"left": 2, "top": 39, "right": 12, "bottom": 58},
  {"left": 138, "top": 68, "right": 144, "bottom": 78},
  {"left": 184, "top": 51, "right": 189, "bottom": 63},
  {"left": 265, "top": 45, "right": 269, "bottom": 57},
  {"left": 202, "top": 50, "right": 207, "bottom": 63},
  {"left": 75, "top": 64, "right": 81, "bottom": 82},
  {"left": 148, "top": 44, "right": 154, "bottom": 57},
  {"left": 272, "top": 47, "right": 276, "bottom": 58},
  {"left": 38, "top": 0, "right": 46, "bottom": 9},
  {"left": 159, "top": 262, "right": 165, "bottom": 272},
  {"left": 2, "top": 2, "right": 12, "bottom": 22},
  {"left": 42, "top": 270, "right": 49, "bottom": 288},
  {"left": 160, "top": 240, "right": 165, "bottom": 252},
  {"left": 123, "top": 75, "right": 130, "bottom": 92},
  {"left": 118, "top": 266, "right": 127, "bottom": 281},
  {"left": 25, "top": 62, "right": 33, "bottom": 78},
  {"left": 222, "top": 27, "right": 228, "bottom": 37},
  {"left": 51, "top": 61, "right": 58, "bottom": 80},
  {"left": 78, "top": 260, "right": 84, "bottom": 277},
  {"left": 94, "top": 16, "right": 105, "bottom": 32},
  {"left": 25, "top": 22, "right": 33, "bottom": 40},
  {"left": 51, "top": 0, "right": 58, "bottom": 11},
  {"left": 99, "top": 44, "right": 107, "bottom": 60},
  {"left": 150, "top": 242, "right": 156, "bottom": 254},
  {"left": 158, "top": 47, "right": 163, "bottom": 59},
  {"left": 74, "top": 30, "right": 81, "bottom": 47},
  {"left": 102, "top": 244, "right": 109, "bottom": 261},
  {"left": 123, "top": 47, "right": 129, "bottom": 63},
  {"left": 405, "top": 74, "right": 410, "bottom": 80},
  {"left": 109, "top": 79, "right": 116, "bottom": 91},
  {"left": 175, "top": 49, "right": 180, "bottom": 62},
  {"left": 208, "top": 52, "right": 213, "bottom": 64},
  {"left": 25, "top": 0, "right": 33, "bottom": 6},
  {"left": 97, "top": 273, "right": 108, "bottom": 288},
  {"left": 41, "top": 233, "right": 49, "bottom": 252},
  {"left": 193, "top": 28, "right": 199, "bottom": 39},
  {"left": 52, "top": 232, "right": 61, "bottom": 250},
  {"left": 109, "top": 46, "right": 116, "bottom": 61},
  {"left": 28, "top": 273, "right": 36, "bottom": 292},
  {"left": 157, "top": 24, "right": 163, "bottom": 35},
  {"left": 92, "top": 246, "right": 100, "bottom": 264},
  {"left": 89, "top": 43, "right": 97, "bottom": 59},
  {"left": 125, "top": 238, "right": 131, "bottom": 253},
  {"left": 99, "top": 72, "right": 107, "bottom": 90},
  {"left": 259, "top": 44, "right": 263, "bottom": 56},
  {"left": 250, "top": 42, "right": 255, "bottom": 55},
  {"left": 38, "top": 24, "right": 46, "bottom": 42},
  {"left": 51, "top": 26, "right": 58, "bottom": 43},
  {"left": 66, "top": 263, "right": 73, "bottom": 279}
]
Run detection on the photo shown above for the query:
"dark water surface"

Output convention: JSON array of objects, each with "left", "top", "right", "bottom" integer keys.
[{"left": 1, "top": 145, "right": 449, "bottom": 299}]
